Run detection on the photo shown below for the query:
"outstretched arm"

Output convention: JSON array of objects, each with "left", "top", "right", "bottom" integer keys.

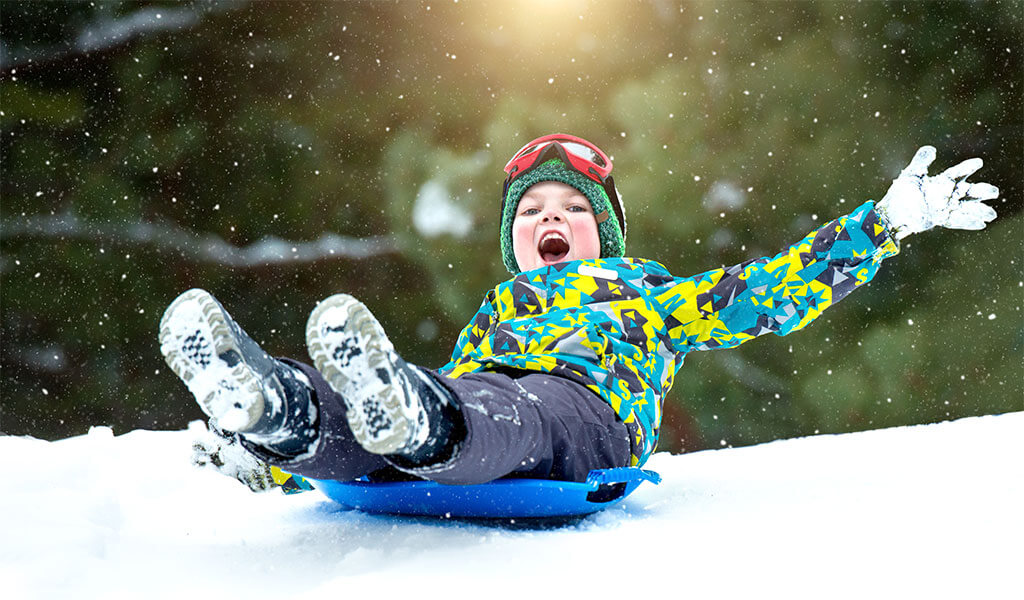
[
  {"left": 656, "top": 202, "right": 898, "bottom": 352},
  {"left": 657, "top": 146, "right": 998, "bottom": 353},
  {"left": 875, "top": 145, "right": 999, "bottom": 240}
]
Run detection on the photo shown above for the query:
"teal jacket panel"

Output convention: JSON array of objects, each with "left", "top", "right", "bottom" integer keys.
[{"left": 439, "top": 201, "right": 900, "bottom": 465}]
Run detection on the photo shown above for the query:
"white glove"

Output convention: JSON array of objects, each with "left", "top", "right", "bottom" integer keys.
[
  {"left": 876, "top": 145, "right": 999, "bottom": 240},
  {"left": 191, "top": 421, "right": 276, "bottom": 492}
]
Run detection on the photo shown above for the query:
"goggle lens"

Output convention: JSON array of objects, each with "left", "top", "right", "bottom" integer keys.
[
  {"left": 510, "top": 140, "right": 606, "bottom": 168},
  {"left": 504, "top": 135, "right": 612, "bottom": 181},
  {"left": 557, "top": 140, "right": 607, "bottom": 168}
]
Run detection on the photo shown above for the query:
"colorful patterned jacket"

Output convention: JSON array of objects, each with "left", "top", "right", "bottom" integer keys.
[{"left": 439, "top": 201, "right": 900, "bottom": 466}]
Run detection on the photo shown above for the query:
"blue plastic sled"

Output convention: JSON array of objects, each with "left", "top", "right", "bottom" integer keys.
[{"left": 312, "top": 467, "right": 661, "bottom": 519}]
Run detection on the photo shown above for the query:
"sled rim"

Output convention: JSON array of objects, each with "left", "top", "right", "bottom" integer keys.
[{"left": 312, "top": 467, "right": 660, "bottom": 518}]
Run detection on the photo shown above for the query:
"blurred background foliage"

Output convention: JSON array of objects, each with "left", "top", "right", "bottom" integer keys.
[{"left": 2, "top": 0, "right": 1021, "bottom": 453}]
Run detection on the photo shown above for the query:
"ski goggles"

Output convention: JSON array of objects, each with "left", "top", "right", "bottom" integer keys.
[
  {"left": 502, "top": 134, "right": 625, "bottom": 236},
  {"left": 503, "top": 134, "right": 613, "bottom": 185}
]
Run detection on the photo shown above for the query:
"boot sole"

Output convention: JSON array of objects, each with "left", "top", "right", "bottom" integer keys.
[
  {"left": 158, "top": 289, "right": 265, "bottom": 431},
  {"left": 306, "top": 294, "right": 411, "bottom": 455}
]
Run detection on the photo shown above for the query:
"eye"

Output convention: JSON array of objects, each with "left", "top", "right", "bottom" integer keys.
[
  {"left": 520, "top": 207, "right": 540, "bottom": 216},
  {"left": 568, "top": 204, "right": 589, "bottom": 213}
]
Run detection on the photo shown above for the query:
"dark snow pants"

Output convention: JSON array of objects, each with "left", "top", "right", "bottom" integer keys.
[{"left": 249, "top": 360, "right": 632, "bottom": 485}]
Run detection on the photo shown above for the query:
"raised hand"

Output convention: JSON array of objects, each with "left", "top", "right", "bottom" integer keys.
[{"left": 876, "top": 145, "right": 999, "bottom": 240}]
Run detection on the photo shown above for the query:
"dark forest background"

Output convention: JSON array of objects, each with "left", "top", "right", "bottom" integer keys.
[{"left": 2, "top": 0, "right": 1021, "bottom": 453}]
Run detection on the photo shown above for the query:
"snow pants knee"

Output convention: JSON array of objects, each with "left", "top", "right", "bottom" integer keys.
[{"left": 243, "top": 361, "right": 632, "bottom": 485}]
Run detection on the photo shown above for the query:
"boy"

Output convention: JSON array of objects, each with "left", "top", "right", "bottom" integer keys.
[{"left": 161, "top": 135, "right": 998, "bottom": 488}]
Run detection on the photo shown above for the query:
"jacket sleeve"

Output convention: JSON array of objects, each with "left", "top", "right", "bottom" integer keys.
[{"left": 655, "top": 201, "right": 899, "bottom": 352}]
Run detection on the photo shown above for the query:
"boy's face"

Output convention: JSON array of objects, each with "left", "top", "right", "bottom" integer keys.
[{"left": 512, "top": 181, "right": 601, "bottom": 272}]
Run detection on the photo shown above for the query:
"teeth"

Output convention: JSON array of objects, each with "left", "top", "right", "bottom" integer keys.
[{"left": 540, "top": 232, "right": 567, "bottom": 243}]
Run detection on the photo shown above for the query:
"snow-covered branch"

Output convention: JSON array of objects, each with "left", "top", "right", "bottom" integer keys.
[
  {"left": 1, "top": 2, "right": 247, "bottom": 72},
  {"left": 1, "top": 212, "right": 398, "bottom": 268}
]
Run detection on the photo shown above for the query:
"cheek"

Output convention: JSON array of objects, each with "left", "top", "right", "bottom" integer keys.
[
  {"left": 571, "top": 218, "right": 602, "bottom": 259},
  {"left": 511, "top": 220, "right": 536, "bottom": 258}
]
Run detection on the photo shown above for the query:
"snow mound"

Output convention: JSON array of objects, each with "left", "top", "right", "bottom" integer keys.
[{"left": 2, "top": 413, "right": 1020, "bottom": 599}]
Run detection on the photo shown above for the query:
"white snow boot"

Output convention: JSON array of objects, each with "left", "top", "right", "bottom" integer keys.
[
  {"left": 159, "top": 289, "right": 311, "bottom": 442},
  {"left": 305, "top": 294, "right": 458, "bottom": 459}
]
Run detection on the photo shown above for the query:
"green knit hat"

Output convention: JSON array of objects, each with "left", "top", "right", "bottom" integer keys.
[{"left": 500, "top": 159, "right": 626, "bottom": 274}]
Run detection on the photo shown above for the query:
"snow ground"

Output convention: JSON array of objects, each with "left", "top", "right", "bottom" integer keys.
[{"left": 3, "top": 412, "right": 1020, "bottom": 600}]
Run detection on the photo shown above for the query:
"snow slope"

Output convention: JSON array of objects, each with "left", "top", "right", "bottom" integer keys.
[{"left": 3, "top": 413, "right": 1021, "bottom": 600}]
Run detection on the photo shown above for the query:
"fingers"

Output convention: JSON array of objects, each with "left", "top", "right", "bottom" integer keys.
[
  {"left": 902, "top": 145, "right": 936, "bottom": 177},
  {"left": 952, "top": 180, "right": 999, "bottom": 203},
  {"left": 940, "top": 157, "right": 984, "bottom": 182},
  {"left": 945, "top": 201, "right": 998, "bottom": 230},
  {"left": 968, "top": 182, "right": 999, "bottom": 201}
]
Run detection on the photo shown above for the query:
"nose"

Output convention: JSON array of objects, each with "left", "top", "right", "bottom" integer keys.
[{"left": 541, "top": 208, "right": 563, "bottom": 223}]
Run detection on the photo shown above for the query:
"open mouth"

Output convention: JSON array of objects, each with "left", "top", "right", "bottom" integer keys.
[{"left": 538, "top": 232, "right": 570, "bottom": 263}]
